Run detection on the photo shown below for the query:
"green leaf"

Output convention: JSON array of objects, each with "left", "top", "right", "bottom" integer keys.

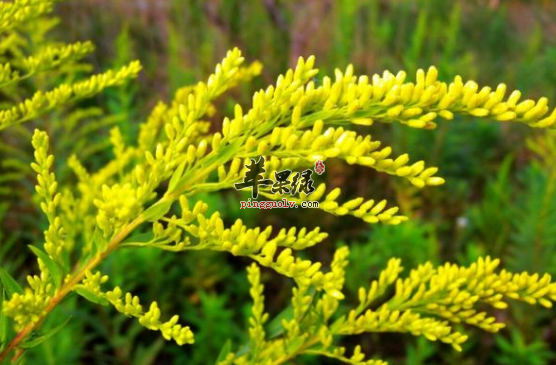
[
  {"left": 91, "top": 227, "right": 106, "bottom": 256},
  {"left": 20, "top": 317, "right": 72, "bottom": 349},
  {"left": 0, "top": 267, "right": 23, "bottom": 298},
  {"left": 168, "top": 160, "right": 187, "bottom": 194},
  {"left": 123, "top": 231, "right": 155, "bottom": 245},
  {"left": 74, "top": 286, "right": 109, "bottom": 306},
  {"left": 133, "top": 338, "right": 164, "bottom": 365},
  {"left": 28, "top": 246, "right": 63, "bottom": 289},
  {"left": 172, "top": 138, "right": 245, "bottom": 194},
  {"left": 0, "top": 290, "right": 8, "bottom": 351},
  {"left": 215, "top": 339, "right": 232, "bottom": 364},
  {"left": 235, "top": 343, "right": 252, "bottom": 357},
  {"left": 265, "top": 286, "right": 316, "bottom": 339},
  {"left": 142, "top": 200, "right": 173, "bottom": 222},
  {"left": 284, "top": 336, "right": 306, "bottom": 353},
  {"left": 266, "top": 305, "right": 293, "bottom": 339},
  {"left": 12, "top": 353, "right": 26, "bottom": 365}
]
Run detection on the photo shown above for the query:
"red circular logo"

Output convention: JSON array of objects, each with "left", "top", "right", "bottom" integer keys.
[{"left": 315, "top": 160, "right": 325, "bottom": 175}]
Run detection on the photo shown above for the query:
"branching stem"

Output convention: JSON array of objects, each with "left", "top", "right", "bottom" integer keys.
[{"left": 0, "top": 214, "right": 146, "bottom": 363}]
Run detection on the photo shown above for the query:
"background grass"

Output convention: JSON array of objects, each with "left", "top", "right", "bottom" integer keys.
[{"left": 2, "top": 0, "right": 556, "bottom": 364}]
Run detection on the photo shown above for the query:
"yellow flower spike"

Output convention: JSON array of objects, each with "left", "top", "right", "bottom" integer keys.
[
  {"left": 496, "top": 111, "right": 517, "bottom": 121},
  {"left": 395, "top": 166, "right": 413, "bottom": 177},
  {"left": 342, "top": 197, "right": 364, "bottom": 211},
  {"left": 353, "top": 118, "right": 375, "bottom": 127},
  {"left": 286, "top": 134, "right": 299, "bottom": 150},
  {"left": 186, "top": 145, "right": 197, "bottom": 164},
  {"left": 395, "top": 70, "right": 407, "bottom": 84},
  {"left": 485, "top": 84, "right": 507, "bottom": 108},
  {"left": 196, "top": 139, "right": 208, "bottom": 158},
  {"left": 507, "top": 90, "right": 522, "bottom": 106},
  {"left": 242, "top": 136, "right": 256, "bottom": 152},
  {"left": 469, "top": 108, "right": 490, "bottom": 117},
  {"left": 436, "top": 90, "right": 454, "bottom": 109},
  {"left": 476, "top": 86, "right": 492, "bottom": 102},
  {"left": 292, "top": 105, "right": 302, "bottom": 125},
  {"left": 490, "top": 102, "right": 509, "bottom": 115},
  {"left": 523, "top": 97, "right": 549, "bottom": 121},
  {"left": 419, "top": 86, "right": 436, "bottom": 105},
  {"left": 515, "top": 99, "right": 536, "bottom": 115},
  {"left": 401, "top": 107, "right": 423, "bottom": 119},
  {"left": 416, "top": 68, "right": 426, "bottom": 86},
  {"left": 247, "top": 263, "right": 267, "bottom": 355},
  {"left": 31, "top": 130, "right": 67, "bottom": 263},
  {"left": 307, "top": 183, "right": 325, "bottom": 201},
  {"left": 425, "top": 66, "right": 439, "bottom": 86},
  {"left": 466, "top": 94, "right": 482, "bottom": 109},
  {"left": 386, "top": 105, "right": 404, "bottom": 117},
  {"left": 425, "top": 177, "right": 445, "bottom": 186},
  {"left": 320, "top": 202, "right": 340, "bottom": 213},
  {"left": 324, "top": 188, "right": 342, "bottom": 202},
  {"left": 222, "top": 117, "right": 231, "bottom": 138},
  {"left": 406, "top": 119, "right": 429, "bottom": 128},
  {"left": 381, "top": 88, "right": 399, "bottom": 106}
]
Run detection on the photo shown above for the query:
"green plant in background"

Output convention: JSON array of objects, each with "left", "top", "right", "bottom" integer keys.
[
  {"left": 494, "top": 328, "right": 553, "bottom": 365},
  {"left": 0, "top": 0, "right": 141, "bottom": 283},
  {"left": 3, "top": 1, "right": 556, "bottom": 365},
  {"left": 344, "top": 220, "right": 439, "bottom": 297},
  {"left": 0, "top": 0, "right": 140, "bottom": 132},
  {"left": 462, "top": 129, "right": 556, "bottom": 365}
]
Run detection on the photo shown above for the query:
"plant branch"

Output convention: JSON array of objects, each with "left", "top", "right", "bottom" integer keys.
[{"left": 0, "top": 213, "right": 146, "bottom": 363}]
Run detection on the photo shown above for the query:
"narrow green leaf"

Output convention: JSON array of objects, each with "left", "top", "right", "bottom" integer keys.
[
  {"left": 0, "top": 267, "right": 23, "bottom": 298},
  {"left": 123, "top": 231, "right": 155, "bottom": 245},
  {"left": 91, "top": 227, "right": 106, "bottom": 256},
  {"left": 142, "top": 200, "right": 172, "bottom": 222},
  {"left": 266, "top": 305, "right": 293, "bottom": 339},
  {"left": 168, "top": 160, "right": 187, "bottom": 193},
  {"left": 172, "top": 138, "right": 245, "bottom": 194},
  {"left": 134, "top": 338, "right": 164, "bottom": 365},
  {"left": 28, "top": 246, "right": 63, "bottom": 289},
  {"left": 12, "top": 353, "right": 26, "bottom": 365},
  {"left": 265, "top": 286, "right": 316, "bottom": 339},
  {"left": 215, "top": 339, "right": 232, "bottom": 364},
  {"left": 0, "top": 290, "right": 7, "bottom": 351},
  {"left": 74, "top": 286, "right": 108, "bottom": 306},
  {"left": 20, "top": 317, "right": 72, "bottom": 349}
]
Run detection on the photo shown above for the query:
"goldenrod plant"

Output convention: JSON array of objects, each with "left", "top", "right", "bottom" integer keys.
[
  {"left": 2, "top": 2, "right": 556, "bottom": 364},
  {"left": 0, "top": 0, "right": 141, "bottom": 283},
  {"left": 0, "top": 0, "right": 141, "bottom": 243},
  {"left": 0, "top": 1, "right": 141, "bottom": 131}
]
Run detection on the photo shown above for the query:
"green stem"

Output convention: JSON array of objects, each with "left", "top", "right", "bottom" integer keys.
[
  {"left": 0, "top": 213, "right": 146, "bottom": 363},
  {"left": 270, "top": 336, "right": 320, "bottom": 365}
]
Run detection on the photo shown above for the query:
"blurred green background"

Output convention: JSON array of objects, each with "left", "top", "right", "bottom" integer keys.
[{"left": 3, "top": 0, "right": 556, "bottom": 364}]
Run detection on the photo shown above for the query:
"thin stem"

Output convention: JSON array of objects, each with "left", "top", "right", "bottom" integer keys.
[
  {"left": 0, "top": 213, "right": 146, "bottom": 363},
  {"left": 270, "top": 336, "right": 320, "bottom": 365}
]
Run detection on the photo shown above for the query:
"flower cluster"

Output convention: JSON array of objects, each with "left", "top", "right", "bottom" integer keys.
[
  {"left": 76, "top": 271, "right": 194, "bottom": 346},
  {"left": 1, "top": 5, "right": 556, "bottom": 362},
  {"left": 31, "top": 130, "right": 66, "bottom": 261},
  {"left": 0, "top": 61, "right": 141, "bottom": 130},
  {"left": 0, "top": 0, "right": 141, "bottom": 131},
  {"left": 0, "top": 0, "right": 57, "bottom": 32},
  {"left": 219, "top": 251, "right": 556, "bottom": 365},
  {"left": 2, "top": 267, "right": 51, "bottom": 331}
]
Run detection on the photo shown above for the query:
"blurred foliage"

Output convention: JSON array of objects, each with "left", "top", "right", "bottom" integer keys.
[
  {"left": 0, "top": 0, "right": 555, "bottom": 364},
  {"left": 494, "top": 328, "right": 553, "bottom": 365},
  {"left": 343, "top": 219, "right": 439, "bottom": 296}
]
